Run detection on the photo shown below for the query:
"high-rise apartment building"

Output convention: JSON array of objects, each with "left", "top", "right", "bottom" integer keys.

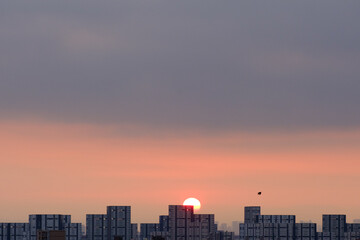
[
  {"left": 244, "top": 207, "right": 261, "bottom": 224},
  {"left": 344, "top": 223, "right": 360, "bottom": 240},
  {"left": 65, "top": 224, "right": 82, "bottom": 240},
  {"left": 159, "top": 216, "right": 169, "bottom": 233},
  {"left": 169, "top": 205, "right": 194, "bottom": 240},
  {"left": 138, "top": 216, "right": 169, "bottom": 240},
  {"left": 240, "top": 207, "right": 296, "bottom": 240},
  {"left": 130, "top": 224, "right": 137, "bottom": 240},
  {"left": 344, "top": 232, "right": 360, "bottom": 240},
  {"left": 86, "top": 207, "right": 131, "bottom": 240},
  {"left": 322, "top": 215, "right": 347, "bottom": 240},
  {"left": 295, "top": 223, "right": 317, "bottom": 240},
  {"left": 140, "top": 224, "right": 159, "bottom": 240},
  {"left": 0, "top": 223, "right": 29, "bottom": 240},
  {"left": 86, "top": 215, "right": 107, "bottom": 240},
  {"left": 168, "top": 205, "right": 215, "bottom": 240},
  {"left": 190, "top": 214, "right": 215, "bottom": 240},
  {"left": 29, "top": 215, "right": 71, "bottom": 240},
  {"left": 346, "top": 224, "right": 360, "bottom": 233},
  {"left": 240, "top": 223, "right": 296, "bottom": 240},
  {"left": 107, "top": 206, "right": 131, "bottom": 240}
]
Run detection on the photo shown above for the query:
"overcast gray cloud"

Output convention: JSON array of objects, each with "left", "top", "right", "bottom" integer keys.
[{"left": 1, "top": 0, "right": 360, "bottom": 131}]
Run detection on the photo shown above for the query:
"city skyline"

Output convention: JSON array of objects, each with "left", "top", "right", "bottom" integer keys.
[
  {"left": 1, "top": 205, "right": 360, "bottom": 236},
  {"left": 1, "top": 203, "right": 360, "bottom": 227},
  {"left": 1, "top": 0, "right": 360, "bottom": 228}
]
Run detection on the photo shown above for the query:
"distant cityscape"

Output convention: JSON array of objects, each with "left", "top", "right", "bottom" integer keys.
[{"left": 1, "top": 205, "right": 359, "bottom": 240}]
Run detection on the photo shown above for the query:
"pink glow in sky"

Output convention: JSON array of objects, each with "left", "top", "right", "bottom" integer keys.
[{"left": 1, "top": 120, "right": 359, "bottom": 224}]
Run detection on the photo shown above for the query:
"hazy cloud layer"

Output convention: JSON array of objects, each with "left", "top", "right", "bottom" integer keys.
[{"left": 1, "top": 0, "right": 360, "bottom": 131}]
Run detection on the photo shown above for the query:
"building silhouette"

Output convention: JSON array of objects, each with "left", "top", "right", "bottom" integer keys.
[
  {"left": 85, "top": 206, "right": 131, "bottom": 240},
  {"left": 168, "top": 205, "right": 215, "bottom": 240},
  {"left": 65, "top": 224, "right": 82, "bottom": 240},
  {"left": 140, "top": 224, "right": 159, "bottom": 240},
  {"left": 28, "top": 215, "right": 80, "bottom": 240},
  {"left": 107, "top": 206, "right": 131, "bottom": 240},
  {"left": 239, "top": 207, "right": 360, "bottom": 240},
  {"left": 1, "top": 204, "right": 360, "bottom": 240},
  {"left": 131, "top": 224, "right": 138, "bottom": 240},
  {"left": 0, "top": 223, "right": 29, "bottom": 240},
  {"left": 86, "top": 215, "right": 107, "bottom": 240},
  {"left": 244, "top": 207, "right": 261, "bottom": 224}
]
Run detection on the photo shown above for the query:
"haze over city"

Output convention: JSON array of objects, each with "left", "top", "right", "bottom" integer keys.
[{"left": 1, "top": 0, "right": 360, "bottom": 227}]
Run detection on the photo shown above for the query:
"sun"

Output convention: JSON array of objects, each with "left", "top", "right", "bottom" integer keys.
[{"left": 183, "top": 197, "right": 201, "bottom": 211}]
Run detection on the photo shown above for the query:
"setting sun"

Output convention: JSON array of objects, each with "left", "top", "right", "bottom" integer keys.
[{"left": 183, "top": 197, "right": 201, "bottom": 211}]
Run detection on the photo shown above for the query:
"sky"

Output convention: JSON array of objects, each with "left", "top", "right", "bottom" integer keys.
[{"left": 0, "top": 0, "right": 360, "bottom": 226}]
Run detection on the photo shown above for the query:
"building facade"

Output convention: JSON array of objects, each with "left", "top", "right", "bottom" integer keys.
[
  {"left": 189, "top": 214, "right": 215, "bottom": 240},
  {"left": 295, "top": 223, "right": 317, "bottom": 240},
  {"left": 65, "top": 224, "right": 82, "bottom": 240},
  {"left": 107, "top": 206, "right": 131, "bottom": 240},
  {"left": 169, "top": 205, "right": 194, "bottom": 240},
  {"left": 244, "top": 207, "right": 261, "bottom": 224},
  {"left": 130, "top": 224, "right": 137, "bottom": 240},
  {"left": 322, "top": 215, "right": 347, "bottom": 240},
  {"left": 168, "top": 205, "right": 215, "bottom": 240},
  {"left": 0, "top": 223, "right": 29, "bottom": 240},
  {"left": 140, "top": 224, "right": 159, "bottom": 240},
  {"left": 239, "top": 223, "right": 296, "bottom": 240},
  {"left": 29, "top": 215, "right": 71, "bottom": 240},
  {"left": 159, "top": 217, "right": 169, "bottom": 233},
  {"left": 86, "top": 215, "right": 107, "bottom": 240},
  {"left": 257, "top": 215, "right": 296, "bottom": 224}
]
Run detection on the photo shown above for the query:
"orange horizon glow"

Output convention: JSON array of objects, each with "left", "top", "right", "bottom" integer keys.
[{"left": 0, "top": 119, "right": 360, "bottom": 224}]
